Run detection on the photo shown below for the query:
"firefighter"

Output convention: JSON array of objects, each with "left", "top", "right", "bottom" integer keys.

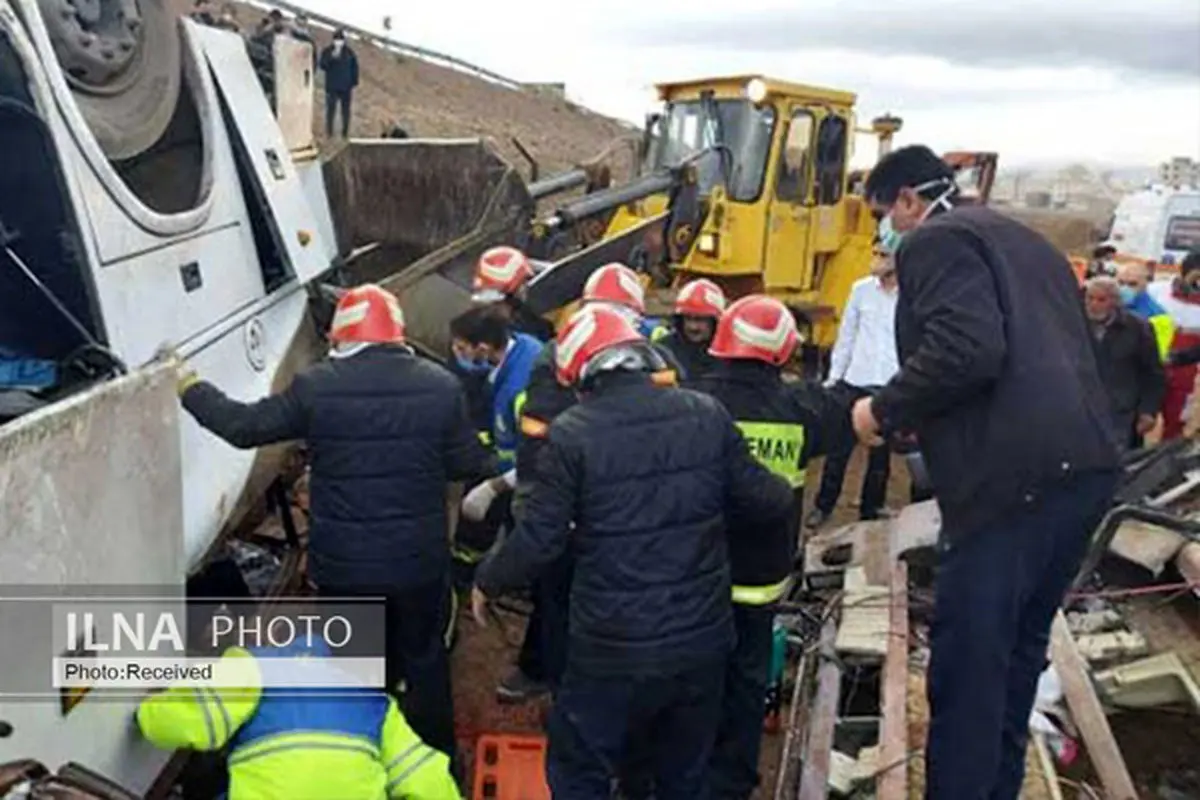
[
  {"left": 691, "top": 294, "right": 852, "bottom": 799},
  {"left": 449, "top": 304, "right": 541, "bottom": 564},
  {"left": 492, "top": 261, "right": 682, "bottom": 705},
  {"left": 472, "top": 304, "right": 794, "bottom": 800},
  {"left": 471, "top": 245, "right": 556, "bottom": 341},
  {"left": 136, "top": 637, "right": 461, "bottom": 799},
  {"left": 655, "top": 278, "right": 727, "bottom": 382},
  {"left": 171, "top": 284, "right": 492, "bottom": 761}
]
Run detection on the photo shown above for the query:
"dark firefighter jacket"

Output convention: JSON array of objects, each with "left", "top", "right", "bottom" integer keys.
[
  {"left": 872, "top": 206, "right": 1119, "bottom": 538},
  {"left": 691, "top": 361, "right": 853, "bottom": 602},
  {"left": 513, "top": 339, "right": 683, "bottom": 508},
  {"left": 656, "top": 328, "right": 720, "bottom": 384},
  {"left": 181, "top": 345, "right": 494, "bottom": 589},
  {"left": 477, "top": 372, "right": 794, "bottom": 678}
]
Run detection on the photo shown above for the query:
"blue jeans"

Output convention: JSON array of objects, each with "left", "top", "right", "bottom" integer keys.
[
  {"left": 925, "top": 469, "right": 1117, "bottom": 800},
  {"left": 547, "top": 660, "right": 725, "bottom": 800}
]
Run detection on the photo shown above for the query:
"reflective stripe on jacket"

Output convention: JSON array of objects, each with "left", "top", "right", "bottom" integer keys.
[
  {"left": 136, "top": 646, "right": 460, "bottom": 800},
  {"left": 490, "top": 333, "right": 542, "bottom": 471}
]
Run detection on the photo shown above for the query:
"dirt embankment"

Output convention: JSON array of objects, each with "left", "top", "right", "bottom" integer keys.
[{"left": 182, "top": 2, "right": 637, "bottom": 177}]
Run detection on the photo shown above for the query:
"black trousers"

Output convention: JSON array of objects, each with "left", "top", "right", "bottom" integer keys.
[
  {"left": 324, "top": 89, "right": 352, "bottom": 137},
  {"left": 815, "top": 383, "right": 891, "bottom": 519},
  {"left": 318, "top": 578, "right": 456, "bottom": 760},
  {"left": 547, "top": 660, "right": 725, "bottom": 800},
  {"left": 516, "top": 551, "right": 573, "bottom": 686},
  {"left": 709, "top": 604, "right": 775, "bottom": 799},
  {"left": 924, "top": 470, "right": 1116, "bottom": 799}
]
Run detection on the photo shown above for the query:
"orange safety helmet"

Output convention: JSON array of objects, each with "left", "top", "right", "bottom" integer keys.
[
  {"left": 582, "top": 262, "right": 646, "bottom": 315},
  {"left": 555, "top": 304, "right": 644, "bottom": 386},
  {"left": 329, "top": 284, "right": 407, "bottom": 344},
  {"left": 473, "top": 245, "right": 534, "bottom": 302},
  {"left": 709, "top": 294, "right": 799, "bottom": 366},
  {"left": 674, "top": 278, "right": 727, "bottom": 318}
]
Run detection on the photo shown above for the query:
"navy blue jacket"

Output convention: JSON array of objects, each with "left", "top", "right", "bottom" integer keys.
[
  {"left": 872, "top": 206, "right": 1118, "bottom": 537},
  {"left": 182, "top": 346, "right": 493, "bottom": 589},
  {"left": 477, "top": 372, "right": 793, "bottom": 678},
  {"left": 318, "top": 44, "right": 359, "bottom": 95}
]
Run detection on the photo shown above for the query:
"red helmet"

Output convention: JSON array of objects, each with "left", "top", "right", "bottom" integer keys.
[
  {"left": 674, "top": 279, "right": 727, "bottom": 318},
  {"left": 473, "top": 246, "right": 534, "bottom": 302},
  {"left": 582, "top": 263, "right": 645, "bottom": 315},
  {"left": 329, "top": 284, "right": 406, "bottom": 345},
  {"left": 709, "top": 295, "right": 798, "bottom": 366},
  {"left": 555, "top": 304, "right": 644, "bottom": 385}
]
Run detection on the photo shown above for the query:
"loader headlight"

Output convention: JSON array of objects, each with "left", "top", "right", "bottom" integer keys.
[
  {"left": 698, "top": 233, "right": 718, "bottom": 255},
  {"left": 745, "top": 78, "right": 768, "bottom": 104}
]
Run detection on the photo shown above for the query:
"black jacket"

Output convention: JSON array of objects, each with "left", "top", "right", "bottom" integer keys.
[
  {"left": 1091, "top": 310, "right": 1166, "bottom": 438},
  {"left": 659, "top": 329, "right": 719, "bottom": 384},
  {"left": 691, "top": 361, "right": 853, "bottom": 592},
  {"left": 319, "top": 45, "right": 359, "bottom": 95},
  {"left": 181, "top": 346, "right": 493, "bottom": 589},
  {"left": 514, "top": 339, "right": 685, "bottom": 501},
  {"left": 872, "top": 206, "right": 1119, "bottom": 537},
  {"left": 477, "top": 372, "right": 793, "bottom": 678}
]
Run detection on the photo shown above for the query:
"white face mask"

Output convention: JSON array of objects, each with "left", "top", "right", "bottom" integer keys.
[
  {"left": 333, "top": 40, "right": 345, "bottom": 53},
  {"left": 877, "top": 178, "right": 956, "bottom": 255}
]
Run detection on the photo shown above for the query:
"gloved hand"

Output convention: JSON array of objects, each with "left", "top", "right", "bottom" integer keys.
[
  {"left": 154, "top": 344, "right": 199, "bottom": 396},
  {"left": 461, "top": 479, "right": 500, "bottom": 522}
]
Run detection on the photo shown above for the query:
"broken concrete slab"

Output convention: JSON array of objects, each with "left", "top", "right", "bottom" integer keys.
[
  {"left": 1094, "top": 652, "right": 1200, "bottom": 712},
  {"left": 1075, "top": 631, "right": 1149, "bottom": 663},
  {"left": 836, "top": 566, "right": 890, "bottom": 658},
  {"left": 805, "top": 521, "right": 891, "bottom": 588},
  {"left": 1108, "top": 519, "right": 1188, "bottom": 576},
  {"left": 1065, "top": 608, "right": 1123, "bottom": 635},
  {"left": 889, "top": 500, "right": 941, "bottom": 560}
]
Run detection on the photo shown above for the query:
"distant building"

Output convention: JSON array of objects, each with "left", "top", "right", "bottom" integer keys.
[{"left": 1159, "top": 156, "right": 1200, "bottom": 188}]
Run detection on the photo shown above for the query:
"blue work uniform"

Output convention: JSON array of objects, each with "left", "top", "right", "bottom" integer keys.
[{"left": 489, "top": 332, "right": 542, "bottom": 472}]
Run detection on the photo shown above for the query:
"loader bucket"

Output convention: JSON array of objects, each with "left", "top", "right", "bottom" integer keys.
[{"left": 322, "top": 139, "right": 535, "bottom": 356}]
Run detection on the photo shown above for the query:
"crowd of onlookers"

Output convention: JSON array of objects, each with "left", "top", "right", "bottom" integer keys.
[{"left": 189, "top": 0, "right": 363, "bottom": 139}]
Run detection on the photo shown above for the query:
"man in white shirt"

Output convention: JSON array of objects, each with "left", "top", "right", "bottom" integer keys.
[{"left": 808, "top": 256, "right": 900, "bottom": 527}]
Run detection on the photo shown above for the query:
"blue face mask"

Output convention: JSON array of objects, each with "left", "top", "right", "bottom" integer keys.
[
  {"left": 455, "top": 353, "right": 492, "bottom": 374},
  {"left": 1118, "top": 285, "right": 1138, "bottom": 306}
]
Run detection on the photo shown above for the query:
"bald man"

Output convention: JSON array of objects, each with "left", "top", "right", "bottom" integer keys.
[{"left": 1085, "top": 277, "right": 1165, "bottom": 448}]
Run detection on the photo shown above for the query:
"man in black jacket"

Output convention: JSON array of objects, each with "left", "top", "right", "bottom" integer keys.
[
  {"left": 319, "top": 30, "right": 359, "bottom": 138},
  {"left": 174, "top": 284, "right": 492, "bottom": 762},
  {"left": 473, "top": 304, "right": 793, "bottom": 800},
  {"left": 1084, "top": 276, "right": 1165, "bottom": 448},
  {"left": 654, "top": 278, "right": 727, "bottom": 382},
  {"left": 853, "top": 146, "right": 1119, "bottom": 799},
  {"left": 692, "top": 294, "right": 852, "bottom": 800}
]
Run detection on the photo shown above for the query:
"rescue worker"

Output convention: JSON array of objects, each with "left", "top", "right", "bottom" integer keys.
[
  {"left": 471, "top": 245, "right": 556, "bottom": 341},
  {"left": 855, "top": 145, "right": 1118, "bottom": 799},
  {"left": 1117, "top": 261, "right": 1174, "bottom": 360},
  {"left": 449, "top": 247, "right": 553, "bottom": 582},
  {"left": 171, "top": 284, "right": 492, "bottom": 761},
  {"left": 136, "top": 637, "right": 461, "bottom": 799},
  {"left": 450, "top": 304, "right": 541, "bottom": 540},
  {"left": 654, "top": 278, "right": 727, "bottom": 382},
  {"left": 472, "top": 304, "right": 794, "bottom": 800},
  {"left": 492, "top": 261, "right": 682, "bottom": 705},
  {"left": 1149, "top": 249, "right": 1200, "bottom": 439},
  {"left": 691, "top": 294, "right": 853, "bottom": 799}
]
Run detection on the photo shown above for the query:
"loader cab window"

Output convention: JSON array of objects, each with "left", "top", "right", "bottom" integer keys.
[
  {"left": 776, "top": 110, "right": 814, "bottom": 203},
  {"left": 814, "top": 114, "right": 847, "bottom": 205},
  {"left": 645, "top": 99, "right": 775, "bottom": 202}
]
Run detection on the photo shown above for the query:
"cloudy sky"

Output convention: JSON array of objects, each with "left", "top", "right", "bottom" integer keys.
[{"left": 298, "top": 0, "right": 1199, "bottom": 167}]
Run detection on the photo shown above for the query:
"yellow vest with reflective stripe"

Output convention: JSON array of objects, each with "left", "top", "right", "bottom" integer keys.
[{"left": 1149, "top": 313, "right": 1175, "bottom": 362}]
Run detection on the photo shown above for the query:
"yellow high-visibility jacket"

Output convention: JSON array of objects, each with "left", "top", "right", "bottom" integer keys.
[{"left": 136, "top": 646, "right": 461, "bottom": 800}]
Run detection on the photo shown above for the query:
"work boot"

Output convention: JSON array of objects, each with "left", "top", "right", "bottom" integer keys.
[
  {"left": 804, "top": 508, "right": 829, "bottom": 529},
  {"left": 495, "top": 668, "right": 550, "bottom": 704}
]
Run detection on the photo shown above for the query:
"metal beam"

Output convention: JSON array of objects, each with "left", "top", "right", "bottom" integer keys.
[{"left": 798, "top": 616, "right": 841, "bottom": 800}]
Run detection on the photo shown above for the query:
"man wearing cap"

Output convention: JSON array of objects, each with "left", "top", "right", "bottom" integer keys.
[{"left": 169, "top": 284, "right": 493, "bottom": 763}]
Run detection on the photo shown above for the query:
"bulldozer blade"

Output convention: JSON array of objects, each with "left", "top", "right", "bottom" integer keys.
[
  {"left": 526, "top": 212, "right": 670, "bottom": 316},
  {"left": 322, "top": 138, "right": 535, "bottom": 355}
]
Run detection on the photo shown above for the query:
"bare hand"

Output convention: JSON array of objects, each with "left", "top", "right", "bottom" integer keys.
[
  {"left": 471, "top": 586, "right": 491, "bottom": 628},
  {"left": 1136, "top": 414, "right": 1156, "bottom": 436},
  {"left": 852, "top": 397, "right": 884, "bottom": 446}
]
